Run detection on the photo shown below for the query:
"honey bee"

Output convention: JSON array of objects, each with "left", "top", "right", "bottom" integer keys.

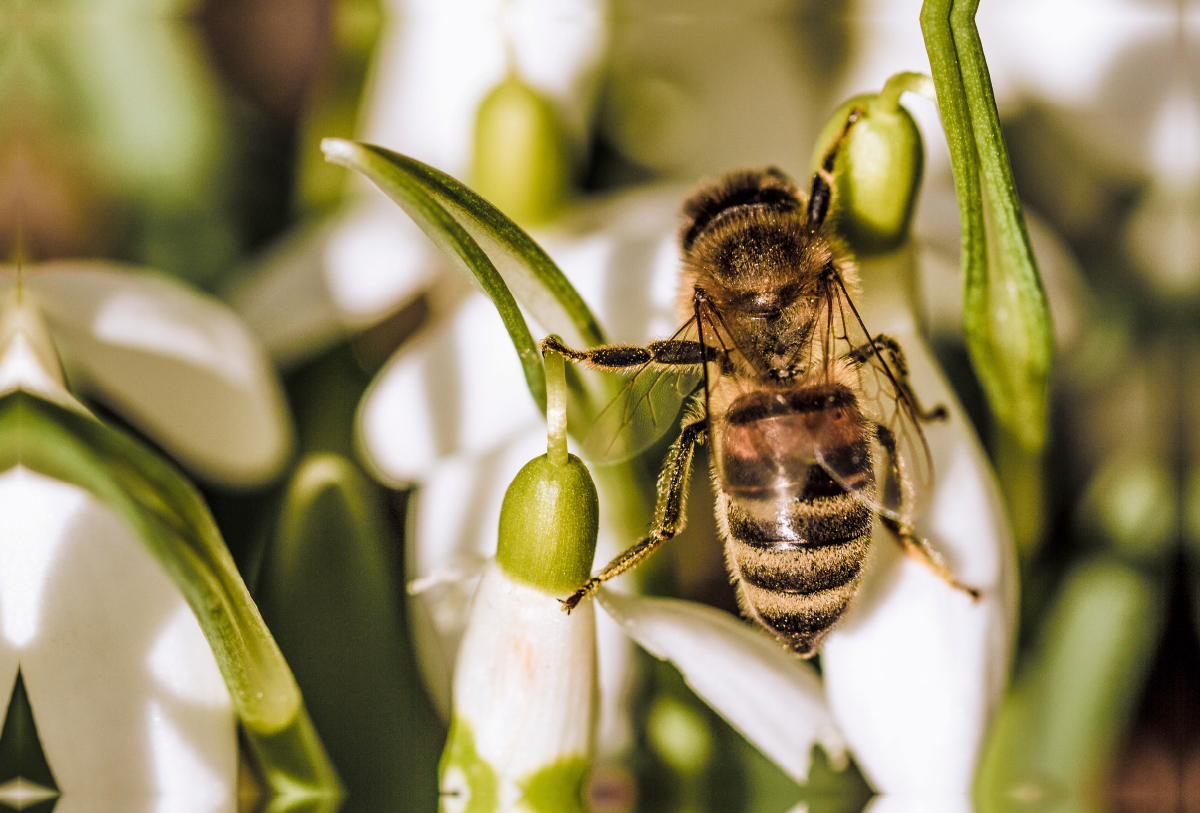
[{"left": 545, "top": 112, "right": 979, "bottom": 656}]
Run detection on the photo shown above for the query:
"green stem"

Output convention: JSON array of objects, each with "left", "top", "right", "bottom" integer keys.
[
  {"left": 544, "top": 338, "right": 568, "bottom": 467},
  {"left": 920, "top": 0, "right": 987, "bottom": 312},
  {"left": 920, "top": 0, "right": 1053, "bottom": 452},
  {"left": 877, "top": 71, "right": 935, "bottom": 112}
]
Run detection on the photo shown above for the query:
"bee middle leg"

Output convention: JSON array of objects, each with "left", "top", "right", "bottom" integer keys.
[
  {"left": 874, "top": 424, "right": 980, "bottom": 601},
  {"left": 561, "top": 417, "right": 707, "bottom": 612},
  {"left": 849, "top": 334, "right": 948, "bottom": 422}
]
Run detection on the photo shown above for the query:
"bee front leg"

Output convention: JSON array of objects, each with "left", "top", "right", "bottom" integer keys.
[
  {"left": 541, "top": 335, "right": 711, "bottom": 371},
  {"left": 562, "top": 417, "right": 707, "bottom": 612},
  {"left": 849, "top": 334, "right": 948, "bottom": 422}
]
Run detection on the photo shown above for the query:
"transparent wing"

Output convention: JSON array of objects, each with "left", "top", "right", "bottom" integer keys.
[
  {"left": 811, "top": 269, "right": 936, "bottom": 524},
  {"left": 574, "top": 316, "right": 708, "bottom": 465},
  {"left": 578, "top": 361, "right": 702, "bottom": 465}
]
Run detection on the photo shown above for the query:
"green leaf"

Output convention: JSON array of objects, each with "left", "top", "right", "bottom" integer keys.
[
  {"left": 257, "top": 453, "right": 444, "bottom": 813},
  {"left": 0, "top": 392, "right": 339, "bottom": 801},
  {"left": 920, "top": 0, "right": 1054, "bottom": 451},
  {"left": 321, "top": 139, "right": 608, "bottom": 414}
]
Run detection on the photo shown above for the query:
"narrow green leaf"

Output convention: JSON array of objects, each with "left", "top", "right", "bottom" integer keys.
[
  {"left": 920, "top": 0, "right": 1054, "bottom": 451},
  {"left": 321, "top": 139, "right": 546, "bottom": 413},
  {"left": 0, "top": 392, "right": 339, "bottom": 800},
  {"left": 336, "top": 142, "right": 605, "bottom": 350}
]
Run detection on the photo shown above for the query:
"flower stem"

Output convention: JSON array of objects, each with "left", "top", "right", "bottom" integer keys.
[
  {"left": 544, "top": 336, "right": 568, "bottom": 467},
  {"left": 877, "top": 71, "right": 935, "bottom": 113},
  {"left": 920, "top": 0, "right": 1053, "bottom": 452}
]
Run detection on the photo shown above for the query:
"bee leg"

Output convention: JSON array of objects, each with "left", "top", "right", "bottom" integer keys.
[
  {"left": 849, "top": 334, "right": 948, "bottom": 422},
  {"left": 880, "top": 516, "right": 982, "bottom": 601},
  {"left": 541, "top": 335, "right": 712, "bottom": 371},
  {"left": 874, "top": 423, "right": 980, "bottom": 600},
  {"left": 561, "top": 418, "right": 707, "bottom": 612}
]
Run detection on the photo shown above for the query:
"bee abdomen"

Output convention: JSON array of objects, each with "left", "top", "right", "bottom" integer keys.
[{"left": 723, "top": 495, "right": 872, "bottom": 656}]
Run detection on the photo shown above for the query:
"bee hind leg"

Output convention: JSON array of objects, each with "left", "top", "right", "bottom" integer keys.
[
  {"left": 880, "top": 515, "right": 981, "bottom": 601},
  {"left": 561, "top": 417, "right": 707, "bottom": 612},
  {"left": 849, "top": 334, "right": 948, "bottom": 422}
]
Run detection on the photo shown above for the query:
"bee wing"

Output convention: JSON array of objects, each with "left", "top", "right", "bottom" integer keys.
[
  {"left": 578, "top": 362, "right": 703, "bottom": 465},
  {"left": 577, "top": 318, "right": 706, "bottom": 465},
  {"left": 811, "top": 270, "right": 936, "bottom": 524}
]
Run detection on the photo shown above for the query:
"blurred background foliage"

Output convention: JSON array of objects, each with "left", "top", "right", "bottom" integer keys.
[{"left": 3, "top": 0, "right": 1199, "bottom": 811}]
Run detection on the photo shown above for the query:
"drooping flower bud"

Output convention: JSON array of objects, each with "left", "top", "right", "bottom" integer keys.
[
  {"left": 473, "top": 76, "right": 572, "bottom": 227},
  {"left": 811, "top": 72, "right": 929, "bottom": 256},
  {"left": 439, "top": 341, "right": 600, "bottom": 813}
]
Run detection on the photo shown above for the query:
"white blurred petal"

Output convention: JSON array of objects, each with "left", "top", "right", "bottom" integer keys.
[
  {"left": 538, "top": 185, "right": 685, "bottom": 343},
  {"left": 26, "top": 263, "right": 292, "bottom": 485},
  {"left": 597, "top": 589, "right": 846, "bottom": 783},
  {"left": 229, "top": 197, "right": 442, "bottom": 365},
  {"left": 0, "top": 467, "right": 235, "bottom": 811},
  {"left": 820, "top": 248, "right": 1015, "bottom": 794},
  {"left": 861, "top": 793, "right": 973, "bottom": 813},
  {"left": 975, "top": 0, "right": 1172, "bottom": 105},
  {"left": 359, "top": 292, "right": 542, "bottom": 483},
  {"left": 367, "top": 0, "right": 603, "bottom": 180}
]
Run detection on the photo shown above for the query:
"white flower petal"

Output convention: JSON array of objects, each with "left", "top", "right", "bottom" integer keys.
[
  {"left": 820, "top": 248, "right": 1015, "bottom": 795},
  {"left": 538, "top": 186, "right": 685, "bottom": 344},
  {"left": 26, "top": 262, "right": 292, "bottom": 485},
  {"left": 229, "top": 197, "right": 443, "bottom": 366},
  {"left": 448, "top": 562, "right": 596, "bottom": 806},
  {"left": 0, "top": 467, "right": 235, "bottom": 810},
  {"left": 359, "top": 292, "right": 542, "bottom": 483},
  {"left": 597, "top": 589, "right": 846, "bottom": 783}
]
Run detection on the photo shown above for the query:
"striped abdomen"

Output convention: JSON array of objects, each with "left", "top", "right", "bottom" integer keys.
[{"left": 713, "top": 384, "right": 874, "bottom": 657}]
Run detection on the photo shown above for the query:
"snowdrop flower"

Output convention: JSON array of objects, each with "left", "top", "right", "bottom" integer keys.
[
  {"left": 0, "top": 269, "right": 334, "bottom": 811},
  {"left": 357, "top": 172, "right": 1013, "bottom": 802},
  {"left": 231, "top": 0, "right": 605, "bottom": 365},
  {"left": 439, "top": 359, "right": 600, "bottom": 812},
  {"left": 437, "top": 344, "right": 849, "bottom": 812}
]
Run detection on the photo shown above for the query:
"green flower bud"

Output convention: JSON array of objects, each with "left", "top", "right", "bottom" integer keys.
[
  {"left": 496, "top": 453, "right": 599, "bottom": 596},
  {"left": 811, "top": 78, "right": 925, "bottom": 255},
  {"left": 473, "top": 76, "right": 572, "bottom": 226}
]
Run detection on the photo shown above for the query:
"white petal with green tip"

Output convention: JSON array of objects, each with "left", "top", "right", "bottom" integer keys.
[
  {"left": 445, "top": 562, "right": 596, "bottom": 812},
  {"left": 25, "top": 262, "right": 293, "bottom": 485},
  {"left": 596, "top": 588, "right": 846, "bottom": 783}
]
